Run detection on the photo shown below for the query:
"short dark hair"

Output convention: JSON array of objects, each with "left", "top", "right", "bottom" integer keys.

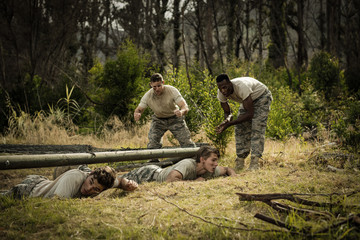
[
  {"left": 91, "top": 166, "right": 116, "bottom": 189},
  {"left": 150, "top": 73, "right": 163, "bottom": 82},
  {"left": 194, "top": 145, "right": 220, "bottom": 163},
  {"left": 216, "top": 73, "right": 230, "bottom": 83}
]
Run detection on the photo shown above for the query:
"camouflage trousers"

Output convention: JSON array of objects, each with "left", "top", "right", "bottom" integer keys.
[
  {"left": 235, "top": 89, "right": 272, "bottom": 159},
  {"left": 121, "top": 165, "right": 161, "bottom": 184},
  {"left": 148, "top": 115, "right": 195, "bottom": 149},
  {"left": 3, "top": 175, "right": 48, "bottom": 199}
]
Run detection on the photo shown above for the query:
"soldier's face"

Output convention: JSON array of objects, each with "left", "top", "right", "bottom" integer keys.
[
  {"left": 201, "top": 153, "right": 219, "bottom": 173},
  {"left": 150, "top": 80, "right": 165, "bottom": 95},
  {"left": 217, "top": 80, "right": 233, "bottom": 97},
  {"left": 81, "top": 175, "right": 105, "bottom": 196}
]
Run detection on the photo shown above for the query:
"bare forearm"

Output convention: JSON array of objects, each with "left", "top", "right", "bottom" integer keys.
[
  {"left": 166, "top": 170, "right": 184, "bottom": 182},
  {"left": 225, "top": 167, "right": 237, "bottom": 176},
  {"left": 175, "top": 100, "right": 189, "bottom": 116},
  {"left": 114, "top": 176, "right": 138, "bottom": 191}
]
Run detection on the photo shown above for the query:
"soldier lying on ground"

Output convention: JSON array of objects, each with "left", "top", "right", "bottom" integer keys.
[
  {"left": 2, "top": 166, "right": 138, "bottom": 199},
  {"left": 121, "top": 145, "right": 237, "bottom": 184}
]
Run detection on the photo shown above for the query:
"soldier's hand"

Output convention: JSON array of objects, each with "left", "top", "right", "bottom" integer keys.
[
  {"left": 195, "top": 177, "right": 206, "bottom": 181},
  {"left": 174, "top": 109, "right": 182, "bottom": 117},
  {"left": 216, "top": 121, "right": 228, "bottom": 134},
  {"left": 121, "top": 178, "right": 138, "bottom": 191},
  {"left": 215, "top": 125, "right": 225, "bottom": 134},
  {"left": 134, "top": 112, "right": 141, "bottom": 121}
]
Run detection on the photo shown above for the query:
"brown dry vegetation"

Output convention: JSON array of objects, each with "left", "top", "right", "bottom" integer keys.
[{"left": 0, "top": 124, "right": 360, "bottom": 239}]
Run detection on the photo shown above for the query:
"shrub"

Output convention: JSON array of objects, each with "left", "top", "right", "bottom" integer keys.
[
  {"left": 331, "top": 98, "right": 360, "bottom": 152},
  {"left": 308, "top": 51, "right": 341, "bottom": 100},
  {"left": 266, "top": 86, "right": 303, "bottom": 140},
  {"left": 88, "top": 40, "right": 149, "bottom": 125},
  {"left": 165, "top": 68, "right": 233, "bottom": 154}
]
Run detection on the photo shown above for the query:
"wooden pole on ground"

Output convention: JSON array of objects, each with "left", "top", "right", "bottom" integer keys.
[{"left": 0, "top": 147, "right": 199, "bottom": 170}]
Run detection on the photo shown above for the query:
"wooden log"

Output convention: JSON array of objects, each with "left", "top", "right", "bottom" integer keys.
[
  {"left": 0, "top": 147, "right": 199, "bottom": 170},
  {"left": 236, "top": 192, "right": 333, "bottom": 207},
  {"left": 254, "top": 213, "right": 301, "bottom": 231},
  {"left": 269, "top": 201, "right": 332, "bottom": 219}
]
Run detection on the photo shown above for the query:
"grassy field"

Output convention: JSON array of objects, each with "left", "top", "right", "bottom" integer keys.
[{"left": 0, "top": 125, "right": 359, "bottom": 239}]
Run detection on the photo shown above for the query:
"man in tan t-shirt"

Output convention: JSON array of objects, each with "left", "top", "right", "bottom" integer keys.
[
  {"left": 134, "top": 73, "right": 195, "bottom": 150},
  {"left": 4, "top": 166, "right": 138, "bottom": 199},
  {"left": 215, "top": 74, "right": 273, "bottom": 171}
]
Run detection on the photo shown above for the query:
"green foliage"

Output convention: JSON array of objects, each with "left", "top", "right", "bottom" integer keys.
[
  {"left": 165, "top": 68, "right": 233, "bottom": 154},
  {"left": 345, "top": 65, "right": 360, "bottom": 94},
  {"left": 88, "top": 40, "right": 149, "bottom": 125},
  {"left": 267, "top": 86, "right": 303, "bottom": 140},
  {"left": 298, "top": 81, "right": 326, "bottom": 130},
  {"left": 331, "top": 97, "right": 360, "bottom": 152},
  {"left": 308, "top": 51, "right": 341, "bottom": 100},
  {"left": 56, "top": 85, "right": 81, "bottom": 123}
]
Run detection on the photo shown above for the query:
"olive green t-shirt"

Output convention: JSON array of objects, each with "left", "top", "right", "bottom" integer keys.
[
  {"left": 138, "top": 85, "right": 185, "bottom": 118},
  {"left": 156, "top": 158, "right": 221, "bottom": 182}
]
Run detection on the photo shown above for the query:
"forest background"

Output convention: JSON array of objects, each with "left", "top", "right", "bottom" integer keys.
[{"left": 0, "top": 0, "right": 359, "bottom": 153}]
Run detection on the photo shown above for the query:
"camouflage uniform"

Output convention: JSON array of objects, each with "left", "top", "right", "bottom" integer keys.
[
  {"left": 3, "top": 175, "right": 48, "bottom": 199},
  {"left": 148, "top": 115, "right": 195, "bottom": 149},
  {"left": 121, "top": 165, "right": 161, "bottom": 184},
  {"left": 235, "top": 89, "right": 272, "bottom": 159}
]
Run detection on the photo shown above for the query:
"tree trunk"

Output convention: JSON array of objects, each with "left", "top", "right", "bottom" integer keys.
[
  {"left": 257, "top": 0, "right": 263, "bottom": 61},
  {"left": 268, "top": 0, "right": 287, "bottom": 68},
  {"left": 210, "top": 0, "right": 224, "bottom": 71},
  {"left": 319, "top": 0, "right": 326, "bottom": 50},
  {"left": 326, "top": 0, "right": 340, "bottom": 57},
  {"left": 205, "top": 4, "right": 214, "bottom": 68},
  {"left": 226, "top": 1, "right": 236, "bottom": 62},
  {"left": 172, "top": 0, "right": 181, "bottom": 71}
]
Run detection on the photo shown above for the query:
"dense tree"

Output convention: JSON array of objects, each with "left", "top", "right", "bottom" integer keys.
[
  {"left": 0, "top": 0, "right": 81, "bottom": 112},
  {"left": 343, "top": 0, "right": 360, "bottom": 94}
]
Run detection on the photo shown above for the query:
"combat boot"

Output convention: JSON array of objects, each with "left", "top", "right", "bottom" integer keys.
[
  {"left": 235, "top": 157, "right": 245, "bottom": 171},
  {"left": 247, "top": 156, "right": 259, "bottom": 171}
]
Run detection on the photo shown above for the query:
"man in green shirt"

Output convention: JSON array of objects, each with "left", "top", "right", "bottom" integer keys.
[
  {"left": 134, "top": 73, "right": 195, "bottom": 150},
  {"left": 121, "top": 145, "right": 237, "bottom": 184}
]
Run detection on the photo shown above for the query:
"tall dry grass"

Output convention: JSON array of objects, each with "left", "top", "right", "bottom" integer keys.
[
  {"left": 1, "top": 112, "right": 210, "bottom": 149},
  {"left": 1, "top": 109, "right": 337, "bottom": 171}
]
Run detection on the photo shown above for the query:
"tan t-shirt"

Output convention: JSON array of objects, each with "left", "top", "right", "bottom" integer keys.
[
  {"left": 138, "top": 85, "right": 185, "bottom": 118},
  {"left": 156, "top": 158, "right": 221, "bottom": 182},
  {"left": 31, "top": 169, "right": 88, "bottom": 198},
  {"left": 217, "top": 77, "right": 267, "bottom": 103}
]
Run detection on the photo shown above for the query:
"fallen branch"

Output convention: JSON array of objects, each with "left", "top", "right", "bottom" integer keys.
[
  {"left": 237, "top": 193, "right": 333, "bottom": 207},
  {"left": 269, "top": 201, "right": 332, "bottom": 219},
  {"left": 237, "top": 191, "right": 360, "bottom": 237},
  {"left": 314, "top": 214, "right": 360, "bottom": 234},
  {"left": 254, "top": 213, "right": 301, "bottom": 232}
]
